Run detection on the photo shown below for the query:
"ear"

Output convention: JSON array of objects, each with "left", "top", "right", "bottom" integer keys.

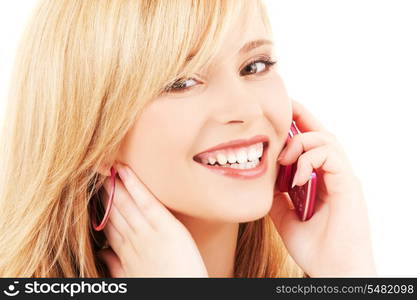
[
  {"left": 97, "top": 151, "right": 122, "bottom": 177},
  {"left": 97, "top": 162, "right": 112, "bottom": 177}
]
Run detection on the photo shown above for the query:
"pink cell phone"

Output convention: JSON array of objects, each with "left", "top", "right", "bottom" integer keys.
[{"left": 276, "top": 120, "right": 317, "bottom": 221}]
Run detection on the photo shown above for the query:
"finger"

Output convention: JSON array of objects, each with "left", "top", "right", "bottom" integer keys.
[
  {"left": 278, "top": 131, "right": 335, "bottom": 165},
  {"left": 103, "top": 177, "right": 154, "bottom": 234},
  {"left": 101, "top": 186, "right": 123, "bottom": 239},
  {"left": 292, "top": 145, "right": 352, "bottom": 196},
  {"left": 102, "top": 182, "right": 133, "bottom": 238},
  {"left": 114, "top": 162, "right": 177, "bottom": 231},
  {"left": 273, "top": 189, "right": 295, "bottom": 210},
  {"left": 103, "top": 218, "right": 126, "bottom": 256},
  {"left": 97, "top": 248, "right": 125, "bottom": 278},
  {"left": 271, "top": 193, "right": 328, "bottom": 233},
  {"left": 290, "top": 98, "right": 327, "bottom": 133},
  {"left": 102, "top": 184, "right": 137, "bottom": 250},
  {"left": 269, "top": 192, "right": 299, "bottom": 233}
]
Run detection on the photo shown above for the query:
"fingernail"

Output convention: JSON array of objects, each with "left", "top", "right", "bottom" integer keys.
[
  {"left": 115, "top": 163, "right": 128, "bottom": 178},
  {"left": 286, "top": 196, "right": 295, "bottom": 210},
  {"left": 291, "top": 171, "right": 298, "bottom": 188},
  {"left": 278, "top": 149, "right": 287, "bottom": 162}
]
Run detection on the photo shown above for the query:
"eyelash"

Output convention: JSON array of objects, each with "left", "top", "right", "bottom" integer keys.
[{"left": 164, "top": 56, "right": 277, "bottom": 93}]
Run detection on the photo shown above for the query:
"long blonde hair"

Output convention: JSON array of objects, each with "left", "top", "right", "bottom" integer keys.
[{"left": 0, "top": 0, "right": 304, "bottom": 277}]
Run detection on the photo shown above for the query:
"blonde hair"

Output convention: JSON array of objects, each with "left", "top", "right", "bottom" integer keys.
[{"left": 0, "top": 0, "right": 304, "bottom": 277}]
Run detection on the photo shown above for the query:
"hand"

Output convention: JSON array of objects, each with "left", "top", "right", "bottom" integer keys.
[
  {"left": 96, "top": 163, "right": 208, "bottom": 277},
  {"left": 269, "top": 99, "right": 377, "bottom": 277}
]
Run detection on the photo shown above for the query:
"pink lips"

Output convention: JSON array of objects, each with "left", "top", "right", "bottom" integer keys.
[
  {"left": 193, "top": 135, "right": 270, "bottom": 179},
  {"left": 193, "top": 135, "right": 269, "bottom": 158}
]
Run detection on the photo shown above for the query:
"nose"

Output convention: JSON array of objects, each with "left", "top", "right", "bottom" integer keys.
[{"left": 211, "top": 78, "right": 264, "bottom": 125}]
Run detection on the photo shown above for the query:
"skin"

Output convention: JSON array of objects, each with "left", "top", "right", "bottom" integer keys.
[{"left": 96, "top": 7, "right": 377, "bottom": 277}]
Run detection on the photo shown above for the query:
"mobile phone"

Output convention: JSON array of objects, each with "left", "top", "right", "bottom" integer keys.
[{"left": 276, "top": 120, "right": 317, "bottom": 221}]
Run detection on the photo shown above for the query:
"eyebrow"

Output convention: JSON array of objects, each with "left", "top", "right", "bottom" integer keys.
[
  {"left": 185, "top": 39, "right": 273, "bottom": 62},
  {"left": 238, "top": 39, "right": 273, "bottom": 55}
]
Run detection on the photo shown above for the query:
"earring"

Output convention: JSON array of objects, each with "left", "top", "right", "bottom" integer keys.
[{"left": 91, "top": 166, "right": 116, "bottom": 231}]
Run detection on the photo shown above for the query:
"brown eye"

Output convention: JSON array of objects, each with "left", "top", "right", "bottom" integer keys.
[
  {"left": 164, "top": 78, "right": 200, "bottom": 93},
  {"left": 163, "top": 57, "right": 277, "bottom": 94},
  {"left": 240, "top": 58, "right": 277, "bottom": 76}
]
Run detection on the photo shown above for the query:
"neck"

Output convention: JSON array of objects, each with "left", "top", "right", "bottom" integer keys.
[{"left": 172, "top": 212, "right": 239, "bottom": 278}]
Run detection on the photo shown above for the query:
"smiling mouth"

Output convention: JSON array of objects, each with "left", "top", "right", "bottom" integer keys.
[{"left": 193, "top": 141, "right": 269, "bottom": 170}]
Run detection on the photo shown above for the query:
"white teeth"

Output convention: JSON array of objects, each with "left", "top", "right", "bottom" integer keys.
[
  {"left": 236, "top": 148, "right": 248, "bottom": 164},
  {"left": 247, "top": 144, "right": 258, "bottom": 162},
  {"left": 208, "top": 156, "right": 216, "bottom": 165},
  {"left": 246, "top": 158, "right": 258, "bottom": 169},
  {"left": 216, "top": 151, "right": 228, "bottom": 165},
  {"left": 255, "top": 143, "right": 263, "bottom": 158},
  {"left": 197, "top": 142, "right": 265, "bottom": 166},
  {"left": 226, "top": 149, "right": 237, "bottom": 164},
  {"left": 230, "top": 157, "right": 260, "bottom": 169},
  {"left": 245, "top": 161, "right": 254, "bottom": 169}
]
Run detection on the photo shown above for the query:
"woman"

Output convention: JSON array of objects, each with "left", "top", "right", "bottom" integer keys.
[{"left": 0, "top": 0, "right": 376, "bottom": 277}]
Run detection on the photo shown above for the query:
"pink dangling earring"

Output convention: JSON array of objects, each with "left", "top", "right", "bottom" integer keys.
[{"left": 91, "top": 166, "right": 116, "bottom": 231}]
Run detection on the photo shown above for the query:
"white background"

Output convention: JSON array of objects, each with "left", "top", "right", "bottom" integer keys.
[{"left": 1, "top": 1, "right": 416, "bottom": 277}]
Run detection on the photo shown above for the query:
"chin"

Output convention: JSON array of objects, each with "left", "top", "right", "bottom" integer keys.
[{"left": 221, "top": 195, "right": 274, "bottom": 223}]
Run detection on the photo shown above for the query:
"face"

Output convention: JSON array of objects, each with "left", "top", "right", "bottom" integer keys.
[{"left": 115, "top": 8, "right": 292, "bottom": 223}]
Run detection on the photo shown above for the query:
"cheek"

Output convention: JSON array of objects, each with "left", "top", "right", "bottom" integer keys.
[
  {"left": 117, "top": 100, "right": 203, "bottom": 209},
  {"left": 262, "top": 74, "right": 292, "bottom": 134},
  {"left": 116, "top": 76, "right": 292, "bottom": 223}
]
